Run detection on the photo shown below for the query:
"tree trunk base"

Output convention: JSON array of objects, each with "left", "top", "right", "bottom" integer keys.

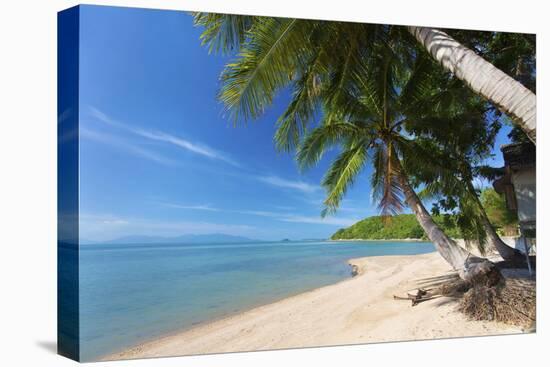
[
  {"left": 459, "top": 256, "right": 502, "bottom": 287},
  {"left": 459, "top": 277, "right": 536, "bottom": 327},
  {"left": 393, "top": 257, "right": 535, "bottom": 327}
]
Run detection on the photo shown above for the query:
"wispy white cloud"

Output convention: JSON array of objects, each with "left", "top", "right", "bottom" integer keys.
[
  {"left": 101, "top": 219, "right": 130, "bottom": 225},
  {"left": 273, "top": 205, "right": 295, "bottom": 211},
  {"left": 135, "top": 130, "right": 240, "bottom": 167},
  {"left": 88, "top": 107, "right": 114, "bottom": 125},
  {"left": 160, "top": 203, "right": 221, "bottom": 212},
  {"left": 88, "top": 106, "right": 240, "bottom": 167},
  {"left": 163, "top": 202, "right": 358, "bottom": 227},
  {"left": 301, "top": 197, "right": 374, "bottom": 216},
  {"left": 257, "top": 175, "right": 319, "bottom": 193},
  {"left": 161, "top": 203, "right": 279, "bottom": 218},
  {"left": 80, "top": 127, "right": 176, "bottom": 166},
  {"left": 337, "top": 206, "right": 367, "bottom": 214},
  {"left": 78, "top": 212, "right": 256, "bottom": 242},
  {"left": 278, "top": 215, "right": 357, "bottom": 227},
  {"left": 88, "top": 108, "right": 329, "bottom": 194},
  {"left": 235, "top": 209, "right": 280, "bottom": 217}
]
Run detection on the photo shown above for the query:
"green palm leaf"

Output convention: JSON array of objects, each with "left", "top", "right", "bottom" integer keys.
[
  {"left": 297, "top": 122, "right": 365, "bottom": 170},
  {"left": 192, "top": 13, "right": 256, "bottom": 54},
  {"left": 321, "top": 143, "right": 368, "bottom": 216},
  {"left": 274, "top": 43, "right": 329, "bottom": 151},
  {"left": 219, "top": 18, "right": 316, "bottom": 122}
]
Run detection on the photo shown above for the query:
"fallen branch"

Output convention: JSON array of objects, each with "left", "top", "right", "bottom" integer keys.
[{"left": 393, "top": 288, "right": 440, "bottom": 306}]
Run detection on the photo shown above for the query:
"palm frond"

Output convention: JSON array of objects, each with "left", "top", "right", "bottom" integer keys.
[
  {"left": 321, "top": 143, "right": 368, "bottom": 216},
  {"left": 192, "top": 13, "right": 256, "bottom": 54},
  {"left": 369, "top": 144, "right": 385, "bottom": 204},
  {"left": 323, "top": 36, "right": 359, "bottom": 110},
  {"left": 219, "top": 18, "right": 317, "bottom": 122},
  {"left": 297, "top": 122, "right": 364, "bottom": 170},
  {"left": 370, "top": 144, "right": 404, "bottom": 216},
  {"left": 473, "top": 165, "right": 505, "bottom": 181},
  {"left": 417, "top": 182, "right": 444, "bottom": 201},
  {"left": 455, "top": 196, "right": 488, "bottom": 255},
  {"left": 274, "top": 41, "right": 329, "bottom": 151},
  {"left": 398, "top": 53, "right": 436, "bottom": 113}
]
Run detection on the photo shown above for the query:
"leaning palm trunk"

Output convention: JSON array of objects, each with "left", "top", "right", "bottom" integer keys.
[
  {"left": 396, "top": 164, "right": 501, "bottom": 285},
  {"left": 408, "top": 27, "right": 536, "bottom": 144},
  {"left": 398, "top": 171, "right": 470, "bottom": 269},
  {"left": 465, "top": 181, "right": 523, "bottom": 261},
  {"left": 480, "top": 215, "right": 523, "bottom": 261}
]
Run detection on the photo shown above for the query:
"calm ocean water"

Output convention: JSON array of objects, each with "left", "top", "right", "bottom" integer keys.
[{"left": 71, "top": 240, "right": 434, "bottom": 360}]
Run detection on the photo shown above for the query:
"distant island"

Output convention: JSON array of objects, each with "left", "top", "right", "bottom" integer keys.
[
  {"left": 330, "top": 214, "right": 462, "bottom": 240},
  {"left": 92, "top": 233, "right": 260, "bottom": 245}
]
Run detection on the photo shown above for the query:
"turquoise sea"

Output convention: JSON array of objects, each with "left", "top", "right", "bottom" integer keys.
[{"left": 72, "top": 240, "right": 434, "bottom": 361}]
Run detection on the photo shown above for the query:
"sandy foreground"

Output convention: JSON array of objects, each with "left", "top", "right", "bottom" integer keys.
[{"left": 107, "top": 252, "right": 523, "bottom": 361}]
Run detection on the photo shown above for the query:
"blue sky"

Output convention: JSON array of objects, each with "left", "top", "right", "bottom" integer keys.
[{"left": 77, "top": 5, "right": 512, "bottom": 242}]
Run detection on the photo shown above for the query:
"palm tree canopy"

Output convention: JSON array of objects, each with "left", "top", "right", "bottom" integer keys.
[
  {"left": 193, "top": 13, "right": 504, "bottom": 221},
  {"left": 193, "top": 12, "right": 511, "bottom": 272},
  {"left": 193, "top": 13, "right": 535, "bottom": 142}
]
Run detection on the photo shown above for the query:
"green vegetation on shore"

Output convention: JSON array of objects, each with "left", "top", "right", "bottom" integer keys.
[
  {"left": 331, "top": 214, "right": 464, "bottom": 240},
  {"left": 331, "top": 189, "right": 518, "bottom": 240},
  {"left": 480, "top": 189, "right": 518, "bottom": 236}
]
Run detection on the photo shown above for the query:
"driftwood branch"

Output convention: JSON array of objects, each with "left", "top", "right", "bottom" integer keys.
[{"left": 393, "top": 288, "right": 441, "bottom": 306}]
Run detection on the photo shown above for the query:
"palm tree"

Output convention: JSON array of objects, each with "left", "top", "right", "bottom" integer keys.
[
  {"left": 403, "top": 95, "right": 525, "bottom": 262},
  {"left": 408, "top": 27, "right": 536, "bottom": 143},
  {"left": 193, "top": 14, "right": 536, "bottom": 143},
  {"left": 466, "top": 180, "right": 523, "bottom": 260},
  {"left": 215, "top": 20, "right": 500, "bottom": 279},
  {"left": 194, "top": 14, "right": 511, "bottom": 283},
  {"left": 297, "top": 119, "right": 473, "bottom": 270},
  {"left": 292, "top": 45, "right": 491, "bottom": 275},
  {"left": 409, "top": 139, "right": 523, "bottom": 261}
]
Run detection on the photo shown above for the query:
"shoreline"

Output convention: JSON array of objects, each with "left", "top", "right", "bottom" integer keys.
[
  {"left": 102, "top": 258, "right": 367, "bottom": 360},
  {"left": 105, "top": 252, "right": 523, "bottom": 361},
  {"left": 328, "top": 238, "right": 427, "bottom": 242}
]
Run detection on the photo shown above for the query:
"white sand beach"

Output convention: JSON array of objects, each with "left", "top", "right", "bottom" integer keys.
[{"left": 107, "top": 252, "right": 523, "bottom": 361}]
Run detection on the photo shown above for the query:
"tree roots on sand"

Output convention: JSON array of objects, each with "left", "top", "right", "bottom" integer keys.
[
  {"left": 395, "top": 261, "right": 536, "bottom": 329},
  {"left": 458, "top": 278, "right": 535, "bottom": 328}
]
